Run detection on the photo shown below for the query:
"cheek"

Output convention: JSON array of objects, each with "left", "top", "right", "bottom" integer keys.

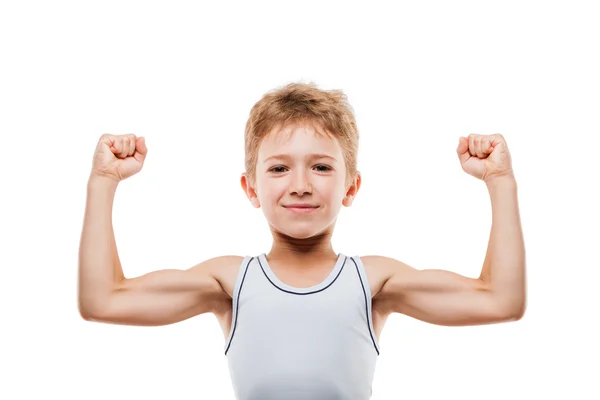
[
  {"left": 259, "top": 186, "right": 281, "bottom": 206},
  {"left": 318, "top": 184, "right": 345, "bottom": 205}
]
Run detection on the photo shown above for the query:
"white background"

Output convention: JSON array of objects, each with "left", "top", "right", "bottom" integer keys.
[{"left": 1, "top": 1, "right": 599, "bottom": 399}]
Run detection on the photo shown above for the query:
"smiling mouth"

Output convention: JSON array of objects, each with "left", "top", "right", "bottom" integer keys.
[{"left": 283, "top": 206, "right": 319, "bottom": 213}]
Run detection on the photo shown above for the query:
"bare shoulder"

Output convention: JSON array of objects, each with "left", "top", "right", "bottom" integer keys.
[
  {"left": 200, "top": 255, "right": 245, "bottom": 300},
  {"left": 360, "top": 255, "right": 414, "bottom": 272},
  {"left": 193, "top": 255, "right": 244, "bottom": 321},
  {"left": 359, "top": 255, "right": 416, "bottom": 300}
]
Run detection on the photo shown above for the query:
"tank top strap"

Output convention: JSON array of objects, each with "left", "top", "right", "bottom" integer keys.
[
  {"left": 347, "top": 255, "right": 381, "bottom": 355},
  {"left": 224, "top": 255, "right": 253, "bottom": 355}
]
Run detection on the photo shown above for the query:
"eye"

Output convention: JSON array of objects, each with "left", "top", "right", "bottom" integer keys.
[
  {"left": 270, "top": 166, "right": 287, "bottom": 173},
  {"left": 268, "top": 165, "right": 332, "bottom": 174},
  {"left": 314, "top": 165, "right": 332, "bottom": 172}
]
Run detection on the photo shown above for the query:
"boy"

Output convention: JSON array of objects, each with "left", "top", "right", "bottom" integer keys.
[{"left": 78, "top": 82, "right": 526, "bottom": 400}]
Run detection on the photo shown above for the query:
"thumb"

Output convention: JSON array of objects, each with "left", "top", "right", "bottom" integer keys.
[
  {"left": 133, "top": 136, "right": 148, "bottom": 164},
  {"left": 456, "top": 136, "right": 470, "bottom": 164}
]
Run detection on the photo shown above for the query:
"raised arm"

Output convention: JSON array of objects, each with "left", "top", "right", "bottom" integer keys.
[
  {"left": 370, "top": 135, "right": 526, "bottom": 326},
  {"left": 78, "top": 173, "right": 234, "bottom": 326},
  {"left": 78, "top": 134, "right": 236, "bottom": 326}
]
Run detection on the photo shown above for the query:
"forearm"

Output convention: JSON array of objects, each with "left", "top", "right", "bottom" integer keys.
[
  {"left": 479, "top": 172, "right": 526, "bottom": 317},
  {"left": 78, "top": 174, "right": 125, "bottom": 317}
]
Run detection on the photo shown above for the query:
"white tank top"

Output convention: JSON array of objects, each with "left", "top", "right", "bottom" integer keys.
[{"left": 224, "top": 253, "right": 381, "bottom": 399}]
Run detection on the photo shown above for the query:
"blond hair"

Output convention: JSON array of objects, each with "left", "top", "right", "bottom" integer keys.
[{"left": 244, "top": 81, "right": 359, "bottom": 187}]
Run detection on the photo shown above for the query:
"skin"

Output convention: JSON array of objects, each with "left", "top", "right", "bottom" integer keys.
[
  {"left": 240, "top": 120, "right": 359, "bottom": 270},
  {"left": 239, "top": 125, "right": 526, "bottom": 327},
  {"left": 79, "top": 129, "right": 525, "bottom": 330}
]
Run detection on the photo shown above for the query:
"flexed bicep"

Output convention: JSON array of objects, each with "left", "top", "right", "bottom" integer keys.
[{"left": 370, "top": 256, "right": 517, "bottom": 326}]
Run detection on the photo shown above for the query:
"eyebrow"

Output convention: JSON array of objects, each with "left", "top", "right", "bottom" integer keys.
[{"left": 263, "top": 153, "right": 337, "bottom": 163}]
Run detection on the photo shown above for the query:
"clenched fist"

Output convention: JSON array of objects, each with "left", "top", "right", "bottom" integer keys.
[
  {"left": 91, "top": 133, "right": 148, "bottom": 182},
  {"left": 456, "top": 133, "right": 513, "bottom": 182}
]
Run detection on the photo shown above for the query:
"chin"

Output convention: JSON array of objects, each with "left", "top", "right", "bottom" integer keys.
[
  {"left": 272, "top": 223, "right": 322, "bottom": 240},
  {"left": 281, "top": 228, "right": 318, "bottom": 240},
  {"left": 285, "top": 231, "right": 318, "bottom": 240}
]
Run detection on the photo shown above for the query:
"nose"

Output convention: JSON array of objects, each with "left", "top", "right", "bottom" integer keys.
[{"left": 289, "top": 170, "right": 312, "bottom": 195}]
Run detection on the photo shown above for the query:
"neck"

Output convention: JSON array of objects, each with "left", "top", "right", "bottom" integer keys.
[{"left": 267, "top": 229, "right": 337, "bottom": 264}]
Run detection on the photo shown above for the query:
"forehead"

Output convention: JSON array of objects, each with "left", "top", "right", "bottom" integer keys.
[{"left": 258, "top": 121, "right": 342, "bottom": 162}]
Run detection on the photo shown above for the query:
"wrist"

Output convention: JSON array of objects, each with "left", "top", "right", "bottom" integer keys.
[
  {"left": 484, "top": 170, "right": 516, "bottom": 186},
  {"left": 88, "top": 172, "right": 120, "bottom": 191}
]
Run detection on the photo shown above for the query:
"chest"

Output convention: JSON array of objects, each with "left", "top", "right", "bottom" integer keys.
[
  {"left": 217, "top": 255, "right": 389, "bottom": 299},
  {"left": 212, "top": 255, "right": 393, "bottom": 343}
]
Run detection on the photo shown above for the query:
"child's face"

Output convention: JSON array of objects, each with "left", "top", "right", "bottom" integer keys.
[{"left": 242, "top": 121, "right": 360, "bottom": 239}]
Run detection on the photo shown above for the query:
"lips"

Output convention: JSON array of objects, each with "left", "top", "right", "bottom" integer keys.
[{"left": 284, "top": 205, "right": 319, "bottom": 214}]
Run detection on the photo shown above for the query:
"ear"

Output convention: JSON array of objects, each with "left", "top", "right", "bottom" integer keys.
[
  {"left": 240, "top": 173, "right": 260, "bottom": 208},
  {"left": 342, "top": 171, "right": 361, "bottom": 207}
]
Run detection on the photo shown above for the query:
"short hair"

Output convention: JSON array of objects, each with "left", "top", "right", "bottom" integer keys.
[{"left": 244, "top": 81, "right": 359, "bottom": 187}]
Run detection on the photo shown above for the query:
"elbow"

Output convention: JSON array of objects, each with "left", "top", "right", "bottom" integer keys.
[
  {"left": 495, "top": 289, "right": 526, "bottom": 322},
  {"left": 503, "top": 302, "right": 526, "bottom": 322},
  {"left": 79, "top": 311, "right": 96, "bottom": 322},
  {"left": 78, "top": 283, "right": 117, "bottom": 322},
  {"left": 512, "top": 294, "right": 527, "bottom": 320},
  {"left": 513, "top": 304, "right": 526, "bottom": 320},
  {"left": 78, "top": 297, "right": 91, "bottom": 320},
  {"left": 79, "top": 307, "right": 109, "bottom": 323},
  {"left": 78, "top": 297, "right": 110, "bottom": 322},
  {"left": 78, "top": 303, "right": 98, "bottom": 321}
]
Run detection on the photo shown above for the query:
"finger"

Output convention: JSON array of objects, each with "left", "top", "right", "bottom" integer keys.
[
  {"left": 474, "top": 135, "right": 484, "bottom": 158},
  {"left": 469, "top": 134, "right": 476, "bottom": 157},
  {"left": 127, "top": 134, "right": 137, "bottom": 156},
  {"left": 111, "top": 136, "right": 122, "bottom": 156},
  {"left": 482, "top": 136, "right": 493, "bottom": 154},
  {"left": 117, "top": 136, "right": 129, "bottom": 158},
  {"left": 123, "top": 136, "right": 132, "bottom": 158},
  {"left": 115, "top": 136, "right": 124, "bottom": 158},
  {"left": 102, "top": 133, "right": 120, "bottom": 154}
]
